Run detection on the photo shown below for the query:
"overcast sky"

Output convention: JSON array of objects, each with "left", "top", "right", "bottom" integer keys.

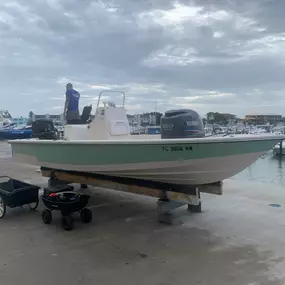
[{"left": 1, "top": 0, "right": 285, "bottom": 118}]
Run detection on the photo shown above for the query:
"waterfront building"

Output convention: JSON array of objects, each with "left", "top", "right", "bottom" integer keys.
[
  {"left": 245, "top": 114, "right": 282, "bottom": 125},
  {"left": 12, "top": 117, "right": 29, "bottom": 125},
  {"left": 32, "top": 113, "right": 64, "bottom": 125}
]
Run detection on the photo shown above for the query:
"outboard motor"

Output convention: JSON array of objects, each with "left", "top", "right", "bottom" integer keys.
[
  {"left": 160, "top": 109, "right": 205, "bottom": 139},
  {"left": 32, "top": 119, "right": 58, "bottom": 140}
]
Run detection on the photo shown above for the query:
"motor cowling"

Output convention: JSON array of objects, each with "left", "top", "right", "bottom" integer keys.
[
  {"left": 160, "top": 109, "right": 205, "bottom": 139},
  {"left": 31, "top": 119, "right": 58, "bottom": 140}
]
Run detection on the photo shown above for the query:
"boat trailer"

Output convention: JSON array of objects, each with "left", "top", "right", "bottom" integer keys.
[{"left": 41, "top": 167, "right": 223, "bottom": 224}]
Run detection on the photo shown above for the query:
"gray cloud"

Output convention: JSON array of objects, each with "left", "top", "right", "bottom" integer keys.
[{"left": 0, "top": 0, "right": 285, "bottom": 118}]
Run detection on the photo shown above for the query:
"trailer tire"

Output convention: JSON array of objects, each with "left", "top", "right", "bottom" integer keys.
[{"left": 42, "top": 209, "right": 52, "bottom": 224}]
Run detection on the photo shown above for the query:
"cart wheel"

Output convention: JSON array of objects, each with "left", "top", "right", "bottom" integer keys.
[
  {"left": 28, "top": 199, "right": 39, "bottom": 211},
  {"left": 42, "top": 209, "right": 52, "bottom": 224},
  {"left": 0, "top": 196, "right": 6, "bottom": 219},
  {"left": 61, "top": 216, "right": 73, "bottom": 231},
  {"left": 80, "top": 208, "right": 92, "bottom": 223},
  {"left": 81, "top": 184, "right": 88, "bottom": 189}
]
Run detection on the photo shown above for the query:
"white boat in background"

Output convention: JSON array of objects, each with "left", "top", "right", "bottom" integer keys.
[
  {"left": 8, "top": 91, "right": 285, "bottom": 186},
  {"left": 273, "top": 142, "right": 285, "bottom": 155},
  {"left": 130, "top": 124, "right": 145, "bottom": 135},
  {"left": 0, "top": 109, "right": 12, "bottom": 128},
  {"left": 271, "top": 125, "right": 285, "bottom": 135}
]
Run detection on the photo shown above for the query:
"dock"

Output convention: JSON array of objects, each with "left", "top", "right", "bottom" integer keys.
[{"left": 1, "top": 141, "right": 285, "bottom": 285}]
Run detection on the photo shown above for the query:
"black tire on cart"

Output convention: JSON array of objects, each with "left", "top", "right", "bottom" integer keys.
[
  {"left": 0, "top": 195, "right": 6, "bottom": 219},
  {"left": 28, "top": 199, "right": 39, "bottom": 211},
  {"left": 80, "top": 208, "right": 92, "bottom": 223},
  {"left": 42, "top": 209, "right": 52, "bottom": 224},
  {"left": 61, "top": 215, "right": 74, "bottom": 231}
]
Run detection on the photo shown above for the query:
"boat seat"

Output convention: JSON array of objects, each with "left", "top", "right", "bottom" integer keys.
[
  {"left": 81, "top": 105, "right": 92, "bottom": 124},
  {"left": 66, "top": 105, "right": 92, "bottom": 125}
]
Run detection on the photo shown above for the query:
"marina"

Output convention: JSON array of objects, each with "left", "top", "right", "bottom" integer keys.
[
  {"left": 2, "top": 93, "right": 285, "bottom": 283},
  {"left": 2, "top": 0, "right": 285, "bottom": 282},
  {"left": 2, "top": 140, "right": 285, "bottom": 284}
]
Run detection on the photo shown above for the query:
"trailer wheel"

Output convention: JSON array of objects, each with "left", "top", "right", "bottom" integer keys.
[
  {"left": 42, "top": 209, "right": 52, "bottom": 224},
  {"left": 61, "top": 215, "right": 73, "bottom": 231},
  {"left": 0, "top": 196, "right": 6, "bottom": 219},
  {"left": 80, "top": 208, "right": 92, "bottom": 223}
]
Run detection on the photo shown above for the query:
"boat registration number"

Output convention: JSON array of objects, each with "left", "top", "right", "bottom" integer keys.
[{"left": 161, "top": 146, "right": 193, "bottom": 152}]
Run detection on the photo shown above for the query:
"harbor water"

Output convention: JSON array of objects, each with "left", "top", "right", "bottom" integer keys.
[
  {"left": 2, "top": 140, "right": 285, "bottom": 187},
  {"left": 232, "top": 149, "right": 285, "bottom": 187}
]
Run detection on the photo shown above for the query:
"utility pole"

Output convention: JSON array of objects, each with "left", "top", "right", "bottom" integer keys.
[{"left": 155, "top": 100, "right": 159, "bottom": 125}]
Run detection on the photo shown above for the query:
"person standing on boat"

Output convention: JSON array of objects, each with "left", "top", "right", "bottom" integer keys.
[{"left": 64, "top": 83, "right": 81, "bottom": 124}]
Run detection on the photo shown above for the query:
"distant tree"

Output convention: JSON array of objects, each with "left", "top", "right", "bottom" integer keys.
[
  {"left": 206, "top": 112, "right": 228, "bottom": 124},
  {"left": 215, "top": 112, "right": 228, "bottom": 124},
  {"left": 206, "top": 112, "right": 215, "bottom": 124}
]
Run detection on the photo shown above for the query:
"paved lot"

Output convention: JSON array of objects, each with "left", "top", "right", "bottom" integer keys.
[{"left": 1, "top": 142, "right": 285, "bottom": 285}]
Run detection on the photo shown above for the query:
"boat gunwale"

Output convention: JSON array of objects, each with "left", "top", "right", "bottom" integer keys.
[{"left": 8, "top": 135, "right": 285, "bottom": 146}]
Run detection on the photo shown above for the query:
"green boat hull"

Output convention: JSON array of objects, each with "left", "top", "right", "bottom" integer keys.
[{"left": 9, "top": 135, "right": 282, "bottom": 185}]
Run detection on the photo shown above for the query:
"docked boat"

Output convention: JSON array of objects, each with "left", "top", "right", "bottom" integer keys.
[
  {"left": 0, "top": 125, "right": 32, "bottom": 140},
  {"left": 273, "top": 142, "right": 285, "bottom": 155},
  {"left": 8, "top": 91, "right": 285, "bottom": 186},
  {"left": 145, "top": 126, "right": 161, "bottom": 135},
  {"left": 0, "top": 110, "right": 32, "bottom": 140},
  {"left": 0, "top": 109, "right": 12, "bottom": 128}
]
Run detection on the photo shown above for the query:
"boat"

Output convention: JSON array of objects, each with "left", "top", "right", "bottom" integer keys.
[
  {"left": 0, "top": 110, "right": 33, "bottom": 140},
  {"left": 273, "top": 141, "right": 285, "bottom": 155},
  {"left": 8, "top": 91, "right": 285, "bottom": 186},
  {"left": 0, "top": 125, "right": 32, "bottom": 140},
  {"left": 145, "top": 126, "right": 161, "bottom": 135},
  {"left": 0, "top": 109, "right": 12, "bottom": 128}
]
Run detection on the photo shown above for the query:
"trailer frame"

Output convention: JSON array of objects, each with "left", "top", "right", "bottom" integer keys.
[{"left": 41, "top": 167, "right": 223, "bottom": 224}]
